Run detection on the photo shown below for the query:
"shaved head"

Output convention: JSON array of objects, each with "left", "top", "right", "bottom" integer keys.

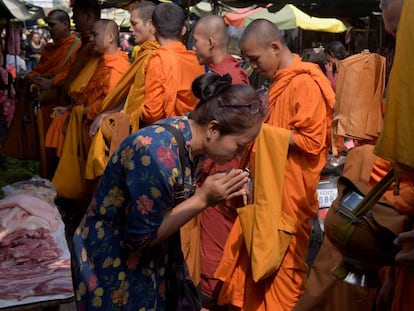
[
  {"left": 241, "top": 19, "right": 284, "bottom": 47},
  {"left": 240, "top": 19, "right": 292, "bottom": 78},
  {"left": 195, "top": 15, "right": 228, "bottom": 48},
  {"left": 103, "top": 19, "right": 120, "bottom": 42},
  {"left": 90, "top": 19, "right": 120, "bottom": 54},
  {"left": 47, "top": 9, "right": 70, "bottom": 25},
  {"left": 131, "top": 1, "right": 156, "bottom": 23}
]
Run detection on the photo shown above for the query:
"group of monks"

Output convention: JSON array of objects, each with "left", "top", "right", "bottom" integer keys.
[{"left": 5, "top": 0, "right": 414, "bottom": 309}]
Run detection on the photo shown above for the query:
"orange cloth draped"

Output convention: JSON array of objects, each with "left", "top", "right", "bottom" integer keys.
[
  {"left": 332, "top": 51, "right": 386, "bottom": 156},
  {"left": 138, "top": 41, "right": 204, "bottom": 284},
  {"left": 375, "top": 0, "right": 414, "bottom": 177},
  {"left": 101, "top": 40, "right": 159, "bottom": 121},
  {"left": 23, "top": 34, "right": 80, "bottom": 178},
  {"left": 215, "top": 124, "right": 295, "bottom": 309},
  {"left": 140, "top": 41, "right": 205, "bottom": 124},
  {"left": 217, "top": 54, "right": 335, "bottom": 310},
  {"left": 51, "top": 50, "right": 130, "bottom": 200},
  {"left": 44, "top": 57, "right": 100, "bottom": 156},
  {"left": 26, "top": 34, "right": 81, "bottom": 82},
  {"left": 58, "top": 41, "right": 97, "bottom": 91},
  {"left": 84, "top": 40, "right": 159, "bottom": 180},
  {"left": 79, "top": 50, "right": 130, "bottom": 120}
]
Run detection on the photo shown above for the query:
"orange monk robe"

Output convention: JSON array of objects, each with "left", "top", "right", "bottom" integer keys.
[
  {"left": 57, "top": 40, "right": 97, "bottom": 91},
  {"left": 217, "top": 54, "right": 335, "bottom": 310},
  {"left": 140, "top": 41, "right": 205, "bottom": 124},
  {"left": 375, "top": 0, "right": 414, "bottom": 177},
  {"left": 26, "top": 33, "right": 81, "bottom": 82},
  {"left": 78, "top": 50, "right": 130, "bottom": 121},
  {"left": 45, "top": 57, "right": 100, "bottom": 157},
  {"left": 215, "top": 124, "right": 294, "bottom": 309},
  {"left": 141, "top": 41, "right": 203, "bottom": 283},
  {"left": 21, "top": 34, "right": 80, "bottom": 178},
  {"left": 44, "top": 39, "right": 100, "bottom": 157},
  {"left": 51, "top": 50, "right": 130, "bottom": 200},
  {"left": 85, "top": 40, "right": 159, "bottom": 180}
]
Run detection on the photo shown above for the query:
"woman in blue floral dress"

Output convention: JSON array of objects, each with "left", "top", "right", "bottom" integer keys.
[{"left": 72, "top": 72, "right": 267, "bottom": 310}]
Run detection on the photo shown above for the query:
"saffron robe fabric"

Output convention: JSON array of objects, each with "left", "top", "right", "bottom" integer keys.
[
  {"left": 333, "top": 51, "right": 386, "bottom": 156},
  {"left": 85, "top": 40, "right": 159, "bottom": 180},
  {"left": 375, "top": 0, "right": 414, "bottom": 176},
  {"left": 51, "top": 50, "right": 130, "bottom": 200},
  {"left": 140, "top": 41, "right": 205, "bottom": 124},
  {"left": 44, "top": 58, "right": 100, "bottom": 157},
  {"left": 215, "top": 124, "right": 294, "bottom": 309},
  {"left": 26, "top": 33, "right": 81, "bottom": 85},
  {"left": 216, "top": 54, "right": 335, "bottom": 310},
  {"left": 139, "top": 41, "right": 204, "bottom": 283}
]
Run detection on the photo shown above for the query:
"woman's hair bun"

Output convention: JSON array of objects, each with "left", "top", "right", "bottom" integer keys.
[{"left": 192, "top": 72, "right": 233, "bottom": 101}]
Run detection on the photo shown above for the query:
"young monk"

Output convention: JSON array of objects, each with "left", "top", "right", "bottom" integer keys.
[
  {"left": 215, "top": 19, "right": 335, "bottom": 310},
  {"left": 40, "top": 0, "right": 101, "bottom": 179},
  {"left": 85, "top": 1, "right": 159, "bottom": 182},
  {"left": 140, "top": 2, "right": 205, "bottom": 125},
  {"left": 1, "top": 9, "right": 81, "bottom": 165},
  {"left": 50, "top": 19, "right": 130, "bottom": 201},
  {"left": 192, "top": 15, "right": 248, "bottom": 84}
]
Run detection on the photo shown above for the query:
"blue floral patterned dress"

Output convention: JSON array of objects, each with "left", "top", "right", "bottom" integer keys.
[{"left": 73, "top": 116, "right": 201, "bottom": 310}]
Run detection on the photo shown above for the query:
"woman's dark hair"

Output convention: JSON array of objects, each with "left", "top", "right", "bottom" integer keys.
[
  {"left": 190, "top": 72, "right": 267, "bottom": 135},
  {"left": 325, "top": 41, "right": 349, "bottom": 60},
  {"left": 152, "top": 3, "right": 186, "bottom": 40}
]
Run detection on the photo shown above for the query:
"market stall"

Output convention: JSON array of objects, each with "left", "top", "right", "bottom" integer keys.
[{"left": 0, "top": 178, "right": 74, "bottom": 310}]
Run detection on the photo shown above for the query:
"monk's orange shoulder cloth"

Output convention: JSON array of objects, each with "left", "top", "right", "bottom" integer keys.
[{"left": 215, "top": 124, "right": 294, "bottom": 308}]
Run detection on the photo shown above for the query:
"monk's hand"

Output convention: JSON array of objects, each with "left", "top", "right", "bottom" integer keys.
[
  {"left": 89, "top": 114, "right": 105, "bottom": 138},
  {"left": 395, "top": 230, "right": 414, "bottom": 266},
  {"left": 196, "top": 169, "right": 249, "bottom": 207},
  {"left": 55, "top": 106, "right": 67, "bottom": 117}
]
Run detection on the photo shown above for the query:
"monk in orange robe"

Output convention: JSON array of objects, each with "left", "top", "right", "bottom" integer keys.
[
  {"left": 216, "top": 19, "right": 335, "bottom": 310},
  {"left": 11, "top": 9, "right": 81, "bottom": 173},
  {"left": 140, "top": 2, "right": 205, "bottom": 125},
  {"left": 1, "top": 9, "right": 81, "bottom": 161},
  {"left": 26, "top": 9, "right": 80, "bottom": 84},
  {"left": 85, "top": 1, "right": 159, "bottom": 181},
  {"left": 138, "top": 2, "right": 205, "bottom": 286},
  {"left": 50, "top": 19, "right": 130, "bottom": 201},
  {"left": 33, "top": 0, "right": 101, "bottom": 178}
]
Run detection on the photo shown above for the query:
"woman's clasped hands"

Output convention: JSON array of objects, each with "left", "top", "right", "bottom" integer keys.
[{"left": 196, "top": 168, "right": 250, "bottom": 207}]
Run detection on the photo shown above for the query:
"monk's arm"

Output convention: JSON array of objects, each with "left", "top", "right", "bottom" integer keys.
[
  {"left": 86, "top": 67, "right": 126, "bottom": 121},
  {"left": 140, "top": 55, "right": 166, "bottom": 124},
  {"left": 289, "top": 75, "right": 328, "bottom": 155}
]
